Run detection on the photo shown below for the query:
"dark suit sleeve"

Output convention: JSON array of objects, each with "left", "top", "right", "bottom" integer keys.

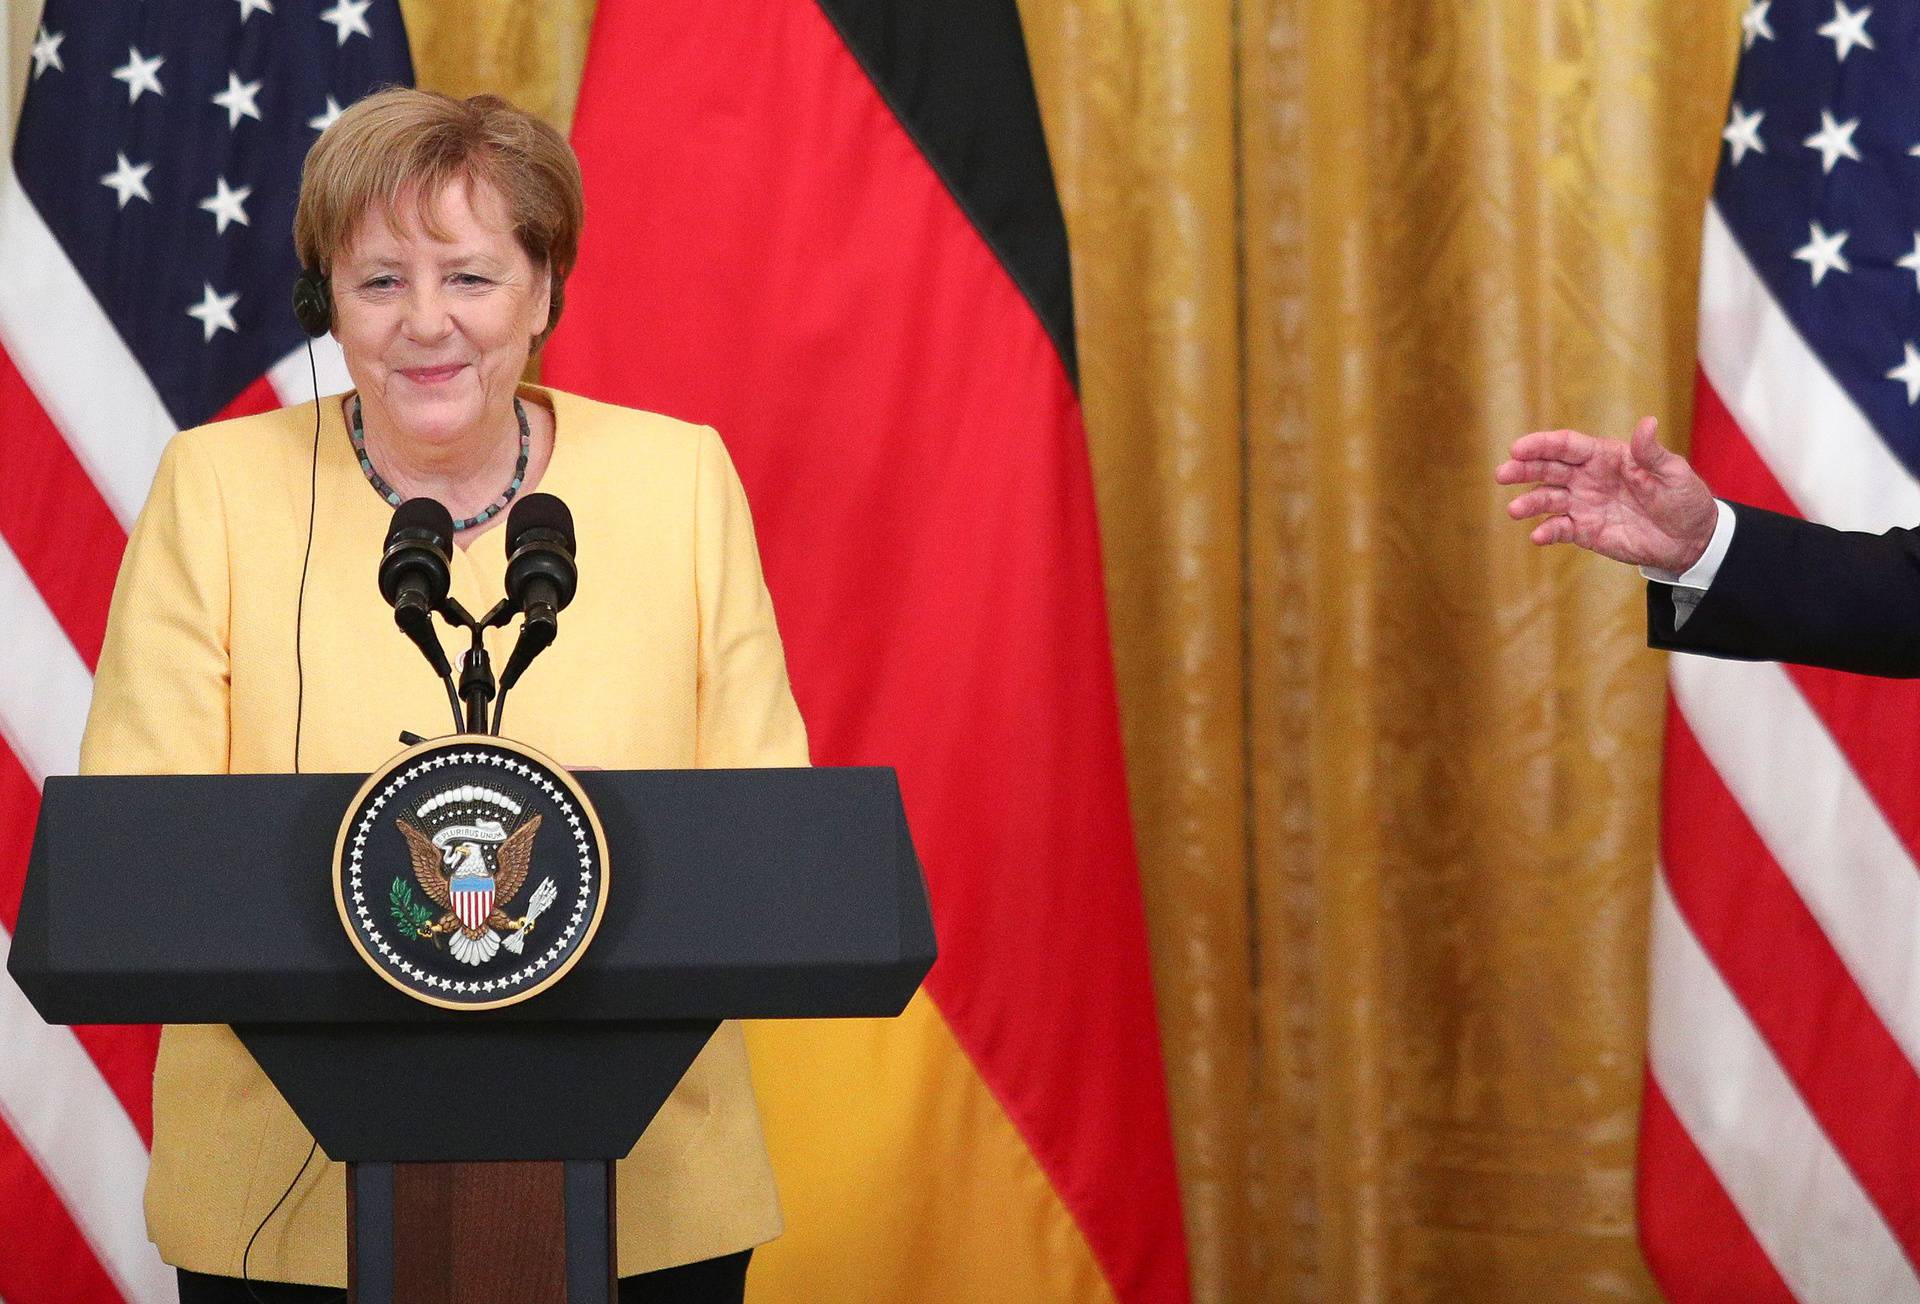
[{"left": 1649, "top": 501, "right": 1920, "bottom": 677}]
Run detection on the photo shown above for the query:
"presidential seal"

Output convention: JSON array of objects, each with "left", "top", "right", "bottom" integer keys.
[{"left": 333, "top": 735, "right": 610, "bottom": 1010}]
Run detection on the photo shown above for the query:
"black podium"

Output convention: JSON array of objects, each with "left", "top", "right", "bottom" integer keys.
[{"left": 9, "top": 764, "right": 934, "bottom": 1303}]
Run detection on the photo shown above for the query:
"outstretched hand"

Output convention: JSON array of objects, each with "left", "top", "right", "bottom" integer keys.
[{"left": 1496, "top": 417, "right": 1718, "bottom": 573}]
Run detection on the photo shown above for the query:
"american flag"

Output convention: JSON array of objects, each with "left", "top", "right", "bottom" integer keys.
[
  {"left": 1645, "top": 2, "right": 1920, "bottom": 1299},
  {"left": 0, "top": 2, "right": 409, "bottom": 1299}
]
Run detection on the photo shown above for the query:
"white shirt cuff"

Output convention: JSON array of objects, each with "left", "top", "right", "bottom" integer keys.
[{"left": 1640, "top": 500, "right": 1735, "bottom": 591}]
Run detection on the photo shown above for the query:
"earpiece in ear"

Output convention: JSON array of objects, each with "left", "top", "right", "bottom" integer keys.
[{"left": 291, "top": 266, "right": 331, "bottom": 338}]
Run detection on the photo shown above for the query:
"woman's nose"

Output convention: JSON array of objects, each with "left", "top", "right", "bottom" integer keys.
[{"left": 401, "top": 286, "right": 453, "bottom": 341}]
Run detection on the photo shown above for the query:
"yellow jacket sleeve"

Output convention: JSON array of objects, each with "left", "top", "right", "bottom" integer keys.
[
  {"left": 693, "top": 427, "right": 809, "bottom": 769},
  {"left": 79, "top": 433, "right": 233, "bottom": 777}
]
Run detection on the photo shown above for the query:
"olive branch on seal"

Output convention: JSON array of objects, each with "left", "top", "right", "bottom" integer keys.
[{"left": 389, "top": 877, "right": 435, "bottom": 940}]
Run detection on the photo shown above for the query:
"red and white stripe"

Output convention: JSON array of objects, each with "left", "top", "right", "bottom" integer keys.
[
  {"left": 0, "top": 49, "right": 347, "bottom": 1291},
  {"left": 452, "top": 884, "right": 494, "bottom": 933},
  {"left": 1640, "top": 199, "right": 1920, "bottom": 1296}
]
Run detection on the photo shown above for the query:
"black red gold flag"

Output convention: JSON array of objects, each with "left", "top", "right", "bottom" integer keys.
[{"left": 548, "top": 1, "right": 1193, "bottom": 1299}]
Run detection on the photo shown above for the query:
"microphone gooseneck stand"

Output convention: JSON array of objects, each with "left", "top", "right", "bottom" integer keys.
[{"left": 440, "top": 596, "right": 515, "bottom": 734}]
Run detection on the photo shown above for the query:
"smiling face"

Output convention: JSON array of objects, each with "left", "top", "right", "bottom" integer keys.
[{"left": 329, "top": 174, "right": 551, "bottom": 458}]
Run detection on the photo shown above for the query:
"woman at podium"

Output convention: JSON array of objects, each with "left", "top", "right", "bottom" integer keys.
[{"left": 79, "top": 89, "right": 806, "bottom": 1303}]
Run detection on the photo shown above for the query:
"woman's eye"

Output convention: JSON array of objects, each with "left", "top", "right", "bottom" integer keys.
[
  {"left": 361, "top": 276, "right": 397, "bottom": 291},
  {"left": 451, "top": 273, "right": 490, "bottom": 287}
]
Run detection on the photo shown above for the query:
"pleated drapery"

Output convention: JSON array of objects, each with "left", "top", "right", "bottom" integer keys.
[
  {"left": 1019, "top": 4, "right": 1745, "bottom": 1297},
  {"left": 2, "top": 0, "right": 1754, "bottom": 1297}
]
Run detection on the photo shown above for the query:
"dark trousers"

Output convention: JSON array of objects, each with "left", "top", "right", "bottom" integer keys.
[{"left": 176, "top": 1250, "right": 752, "bottom": 1304}]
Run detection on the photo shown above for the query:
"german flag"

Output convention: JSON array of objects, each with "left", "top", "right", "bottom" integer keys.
[{"left": 546, "top": 3, "right": 1190, "bottom": 1299}]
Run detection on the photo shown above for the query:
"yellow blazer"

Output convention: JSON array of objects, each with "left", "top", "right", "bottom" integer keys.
[{"left": 78, "top": 385, "right": 809, "bottom": 1285}]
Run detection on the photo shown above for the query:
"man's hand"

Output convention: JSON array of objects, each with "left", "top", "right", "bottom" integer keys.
[{"left": 1496, "top": 416, "right": 1719, "bottom": 573}]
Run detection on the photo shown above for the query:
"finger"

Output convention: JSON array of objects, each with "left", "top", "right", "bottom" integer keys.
[
  {"left": 1506, "top": 486, "right": 1570, "bottom": 520},
  {"left": 1529, "top": 515, "right": 1575, "bottom": 547},
  {"left": 1628, "top": 416, "right": 1671, "bottom": 473},
  {"left": 1494, "top": 458, "right": 1577, "bottom": 487},
  {"left": 1509, "top": 429, "right": 1595, "bottom": 464}
]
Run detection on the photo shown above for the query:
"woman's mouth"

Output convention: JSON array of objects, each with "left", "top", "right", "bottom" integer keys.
[{"left": 399, "top": 364, "right": 465, "bottom": 385}]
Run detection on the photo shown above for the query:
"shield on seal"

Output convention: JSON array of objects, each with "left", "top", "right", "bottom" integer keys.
[{"left": 450, "top": 873, "right": 495, "bottom": 931}]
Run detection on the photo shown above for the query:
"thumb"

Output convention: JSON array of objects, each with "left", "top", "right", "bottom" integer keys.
[{"left": 1629, "top": 416, "right": 1670, "bottom": 473}]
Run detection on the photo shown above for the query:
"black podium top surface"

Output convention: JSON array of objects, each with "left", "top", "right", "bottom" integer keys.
[{"left": 10, "top": 767, "right": 933, "bottom": 1026}]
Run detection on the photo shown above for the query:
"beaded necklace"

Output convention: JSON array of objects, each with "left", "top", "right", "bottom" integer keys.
[{"left": 349, "top": 394, "right": 531, "bottom": 531}]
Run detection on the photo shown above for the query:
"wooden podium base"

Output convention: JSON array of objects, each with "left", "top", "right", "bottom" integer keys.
[{"left": 347, "top": 1160, "right": 614, "bottom": 1304}]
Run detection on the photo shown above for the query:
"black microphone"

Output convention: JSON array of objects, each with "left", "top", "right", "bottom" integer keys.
[
  {"left": 494, "top": 495, "right": 577, "bottom": 729},
  {"left": 379, "top": 498, "right": 456, "bottom": 681},
  {"left": 504, "top": 493, "right": 577, "bottom": 632}
]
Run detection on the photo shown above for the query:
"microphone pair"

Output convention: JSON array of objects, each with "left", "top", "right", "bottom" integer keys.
[{"left": 379, "top": 494, "right": 577, "bottom": 733}]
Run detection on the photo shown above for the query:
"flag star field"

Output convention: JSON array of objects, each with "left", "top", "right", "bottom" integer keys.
[{"left": 13, "top": 0, "right": 410, "bottom": 428}]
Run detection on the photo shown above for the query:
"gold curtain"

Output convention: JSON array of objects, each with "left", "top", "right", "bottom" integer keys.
[
  {"left": 1016, "top": 1, "right": 1746, "bottom": 1299},
  {"left": 2, "top": 0, "right": 1751, "bottom": 1297}
]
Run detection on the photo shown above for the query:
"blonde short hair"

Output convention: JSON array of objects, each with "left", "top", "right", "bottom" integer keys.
[{"left": 293, "top": 88, "right": 585, "bottom": 348}]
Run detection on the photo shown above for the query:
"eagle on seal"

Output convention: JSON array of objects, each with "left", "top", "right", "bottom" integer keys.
[{"left": 398, "top": 815, "right": 550, "bottom": 966}]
